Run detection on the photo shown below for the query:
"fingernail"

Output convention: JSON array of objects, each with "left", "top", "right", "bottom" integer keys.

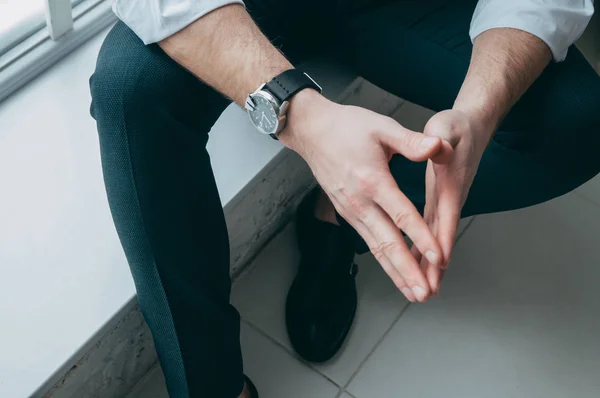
[
  {"left": 412, "top": 286, "right": 427, "bottom": 301},
  {"left": 420, "top": 137, "right": 438, "bottom": 150},
  {"left": 425, "top": 250, "right": 439, "bottom": 265},
  {"left": 401, "top": 287, "right": 415, "bottom": 302}
]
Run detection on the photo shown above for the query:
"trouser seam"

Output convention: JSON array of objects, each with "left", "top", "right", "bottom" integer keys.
[{"left": 118, "top": 66, "right": 192, "bottom": 398}]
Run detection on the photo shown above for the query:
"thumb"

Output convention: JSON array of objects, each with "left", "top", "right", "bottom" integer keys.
[
  {"left": 429, "top": 138, "right": 454, "bottom": 164},
  {"left": 379, "top": 124, "right": 443, "bottom": 161},
  {"left": 423, "top": 109, "right": 466, "bottom": 164}
]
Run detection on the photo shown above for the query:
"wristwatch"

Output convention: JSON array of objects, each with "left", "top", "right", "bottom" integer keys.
[{"left": 244, "top": 69, "right": 322, "bottom": 139}]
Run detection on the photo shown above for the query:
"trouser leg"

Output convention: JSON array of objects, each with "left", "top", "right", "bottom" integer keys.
[
  {"left": 89, "top": 0, "right": 339, "bottom": 392},
  {"left": 90, "top": 22, "right": 242, "bottom": 397}
]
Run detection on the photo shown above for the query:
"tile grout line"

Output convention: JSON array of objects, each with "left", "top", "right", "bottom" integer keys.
[
  {"left": 334, "top": 387, "right": 359, "bottom": 398},
  {"left": 242, "top": 319, "right": 344, "bottom": 389},
  {"left": 240, "top": 212, "right": 476, "bottom": 398},
  {"left": 572, "top": 190, "right": 600, "bottom": 211},
  {"left": 387, "top": 97, "right": 407, "bottom": 116},
  {"left": 338, "top": 301, "right": 412, "bottom": 394},
  {"left": 456, "top": 216, "right": 477, "bottom": 242}
]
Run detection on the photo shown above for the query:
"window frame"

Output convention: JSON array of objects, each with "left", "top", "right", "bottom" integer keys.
[{"left": 0, "top": 0, "right": 116, "bottom": 103}]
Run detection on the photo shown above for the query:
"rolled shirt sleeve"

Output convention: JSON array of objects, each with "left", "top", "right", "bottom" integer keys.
[
  {"left": 470, "top": 0, "right": 594, "bottom": 62},
  {"left": 113, "top": 0, "right": 245, "bottom": 45}
]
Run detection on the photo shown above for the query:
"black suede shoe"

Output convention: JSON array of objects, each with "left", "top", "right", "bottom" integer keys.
[
  {"left": 285, "top": 188, "right": 358, "bottom": 363},
  {"left": 244, "top": 375, "right": 259, "bottom": 398}
]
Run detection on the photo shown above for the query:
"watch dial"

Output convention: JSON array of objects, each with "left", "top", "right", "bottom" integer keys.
[{"left": 250, "top": 95, "right": 278, "bottom": 134}]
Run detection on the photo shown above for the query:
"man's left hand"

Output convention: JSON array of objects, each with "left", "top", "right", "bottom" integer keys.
[
  {"left": 412, "top": 28, "right": 553, "bottom": 296},
  {"left": 413, "top": 109, "right": 492, "bottom": 293}
]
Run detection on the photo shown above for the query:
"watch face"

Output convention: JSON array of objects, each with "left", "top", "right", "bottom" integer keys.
[{"left": 247, "top": 93, "right": 279, "bottom": 134}]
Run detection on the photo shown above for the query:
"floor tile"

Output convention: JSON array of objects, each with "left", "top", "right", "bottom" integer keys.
[
  {"left": 232, "top": 223, "right": 408, "bottom": 387},
  {"left": 231, "top": 223, "right": 299, "bottom": 353},
  {"left": 391, "top": 101, "right": 435, "bottom": 131},
  {"left": 348, "top": 193, "right": 600, "bottom": 398},
  {"left": 126, "top": 211, "right": 472, "bottom": 397},
  {"left": 126, "top": 323, "right": 338, "bottom": 398},
  {"left": 316, "top": 252, "right": 409, "bottom": 384},
  {"left": 232, "top": 216, "right": 475, "bottom": 387},
  {"left": 240, "top": 323, "right": 339, "bottom": 398},
  {"left": 575, "top": 174, "right": 600, "bottom": 208}
]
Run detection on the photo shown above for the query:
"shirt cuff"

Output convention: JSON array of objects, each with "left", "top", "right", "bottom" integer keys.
[
  {"left": 469, "top": 1, "right": 593, "bottom": 62},
  {"left": 113, "top": 0, "right": 246, "bottom": 45}
]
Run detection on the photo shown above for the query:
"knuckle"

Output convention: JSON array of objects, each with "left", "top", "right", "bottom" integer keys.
[
  {"left": 340, "top": 190, "right": 368, "bottom": 218},
  {"left": 355, "top": 170, "right": 377, "bottom": 194},
  {"left": 393, "top": 210, "right": 414, "bottom": 229},
  {"left": 403, "top": 131, "right": 420, "bottom": 149},
  {"left": 370, "top": 245, "right": 383, "bottom": 262},
  {"left": 371, "top": 241, "right": 398, "bottom": 261},
  {"left": 371, "top": 248, "right": 387, "bottom": 263},
  {"left": 356, "top": 168, "right": 390, "bottom": 201}
]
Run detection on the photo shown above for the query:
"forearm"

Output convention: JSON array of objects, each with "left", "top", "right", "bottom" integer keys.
[
  {"left": 453, "top": 28, "right": 552, "bottom": 140},
  {"left": 158, "top": 4, "right": 292, "bottom": 105}
]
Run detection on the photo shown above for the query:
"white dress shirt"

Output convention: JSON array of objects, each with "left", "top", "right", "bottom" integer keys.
[{"left": 113, "top": 0, "right": 594, "bottom": 62}]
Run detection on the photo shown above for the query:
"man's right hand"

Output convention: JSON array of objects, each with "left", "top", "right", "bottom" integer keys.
[
  {"left": 158, "top": 4, "right": 446, "bottom": 302},
  {"left": 279, "top": 89, "right": 449, "bottom": 302}
]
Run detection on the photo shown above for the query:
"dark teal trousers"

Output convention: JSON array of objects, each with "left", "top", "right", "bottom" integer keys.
[{"left": 90, "top": 0, "right": 600, "bottom": 396}]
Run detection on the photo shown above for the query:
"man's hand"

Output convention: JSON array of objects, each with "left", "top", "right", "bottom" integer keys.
[
  {"left": 280, "top": 90, "right": 445, "bottom": 302},
  {"left": 159, "top": 4, "right": 551, "bottom": 302},
  {"left": 159, "top": 5, "right": 445, "bottom": 302},
  {"left": 412, "top": 28, "right": 552, "bottom": 292},
  {"left": 413, "top": 110, "right": 489, "bottom": 292}
]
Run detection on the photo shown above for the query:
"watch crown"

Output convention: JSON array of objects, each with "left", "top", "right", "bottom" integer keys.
[{"left": 244, "top": 96, "right": 257, "bottom": 112}]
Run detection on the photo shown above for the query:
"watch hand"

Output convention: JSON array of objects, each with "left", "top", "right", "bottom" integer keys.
[{"left": 261, "top": 113, "right": 272, "bottom": 127}]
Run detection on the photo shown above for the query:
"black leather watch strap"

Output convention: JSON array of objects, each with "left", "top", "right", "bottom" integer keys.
[{"left": 265, "top": 69, "right": 322, "bottom": 102}]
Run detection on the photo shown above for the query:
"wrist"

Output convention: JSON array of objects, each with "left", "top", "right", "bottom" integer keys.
[
  {"left": 453, "top": 72, "right": 506, "bottom": 146},
  {"left": 454, "top": 90, "right": 501, "bottom": 127},
  {"left": 452, "top": 102, "right": 497, "bottom": 145},
  {"left": 443, "top": 107, "right": 493, "bottom": 155},
  {"left": 277, "top": 88, "right": 331, "bottom": 149}
]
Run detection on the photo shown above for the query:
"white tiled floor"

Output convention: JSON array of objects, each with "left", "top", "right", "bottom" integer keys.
[
  {"left": 128, "top": 179, "right": 600, "bottom": 398},
  {"left": 347, "top": 191, "right": 600, "bottom": 398},
  {"left": 233, "top": 223, "right": 408, "bottom": 386}
]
